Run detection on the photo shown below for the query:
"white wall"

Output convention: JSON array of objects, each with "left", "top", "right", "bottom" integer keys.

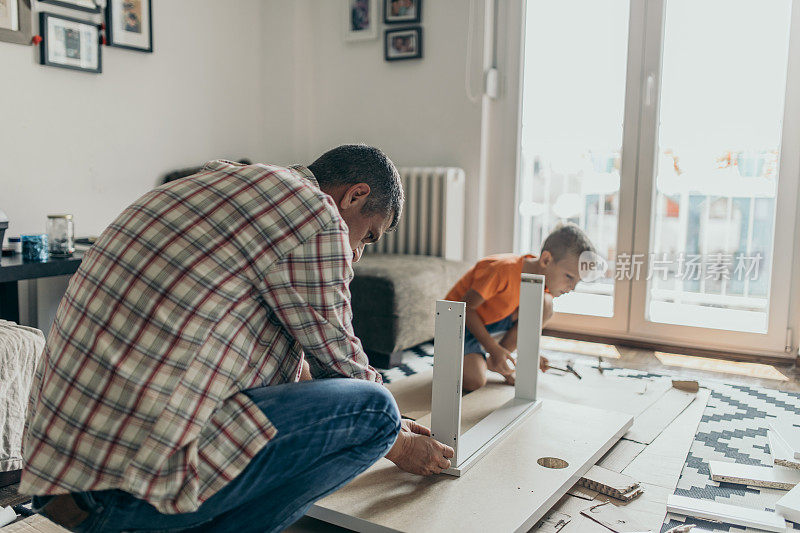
[
  {"left": 286, "top": 0, "right": 488, "bottom": 261},
  {"left": 1, "top": 0, "right": 508, "bottom": 331},
  {"left": 0, "top": 0, "right": 297, "bottom": 241},
  {"left": 0, "top": 0, "right": 301, "bottom": 331},
  {"left": 1, "top": 0, "right": 501, "bottom": 258}
]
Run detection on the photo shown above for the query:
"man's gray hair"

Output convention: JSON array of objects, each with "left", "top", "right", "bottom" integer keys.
[{"left": 308, "top": 144, "right": 404, "bottom": 230}]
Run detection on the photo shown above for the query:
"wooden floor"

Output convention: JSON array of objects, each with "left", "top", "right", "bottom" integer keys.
[{"left": 563, "top": 342, "right": 800, "bottom": 393}]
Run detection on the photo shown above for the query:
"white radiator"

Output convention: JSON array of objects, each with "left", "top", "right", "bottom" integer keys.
[{"left": 369, "top": 167, "right": 465, "bottom": 261}]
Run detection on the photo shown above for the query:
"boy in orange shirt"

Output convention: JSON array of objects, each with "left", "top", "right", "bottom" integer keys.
[{"left": 445, "top": 223, "right": 598, "bottom": 391}]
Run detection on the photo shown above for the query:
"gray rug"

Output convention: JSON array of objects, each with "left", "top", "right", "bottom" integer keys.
[{"left": 380, "top": 342, "right": 800, "bottom": 532}]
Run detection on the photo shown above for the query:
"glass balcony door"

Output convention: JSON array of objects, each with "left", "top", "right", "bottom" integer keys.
[
  {"left": 627, "top": 0, "right": 800, "bottom": 356},
  {"left": 515, "top": 0, "right": 800, "bottom": 357},
  {"left": 516, "top": 0, "right": 645, "bottom": 336}
]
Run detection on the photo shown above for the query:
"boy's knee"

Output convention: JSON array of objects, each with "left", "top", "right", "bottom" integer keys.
[{"left": 462, "top": 372, "right": 487, "bottom": 392}]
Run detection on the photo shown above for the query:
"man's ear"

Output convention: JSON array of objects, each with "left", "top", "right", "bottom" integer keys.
[
  {"left": 339, "top": 183, "right": 371, "bottom": 211},
  {"left": 539, "top": 250, "right": 553, "bottom": 267}
]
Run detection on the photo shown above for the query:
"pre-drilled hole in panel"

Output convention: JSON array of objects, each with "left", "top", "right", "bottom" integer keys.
[{"left": 537, "top": 457, "right": 569, "bottom": 469}]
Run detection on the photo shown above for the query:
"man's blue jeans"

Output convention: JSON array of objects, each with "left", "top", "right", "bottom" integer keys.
[{"left": 32, "top": 378, "right": 401, "bottom": 533}]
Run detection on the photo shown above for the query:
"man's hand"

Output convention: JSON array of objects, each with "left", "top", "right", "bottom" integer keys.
[
  {"left": 539, "top": 355, "right": 550, "bottom": 373},
  {"left": 487, "top": 347, "right": 516, "bottom": 384},
  {"left": 385, "top": 419, "right": 454, "bottom": 475}
]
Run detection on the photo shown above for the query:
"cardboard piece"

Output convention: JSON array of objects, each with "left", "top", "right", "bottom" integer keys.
[
  {"left": 709, "top": 460, "right": 800, "bottom": 490},
  {"left": 567, "top": 484, "right": 600, "bottom": 501},
  {"left": 308, "top": 398, "right": 632, "bottom": 533},
  {"left": 580, "top": 465, "right": 638, "bottom": 494},
  {"left": 538, "top": 372, "right": 671, "bottom": 419},
  {"left": 535, "top": 510, "right": 572, "bottom": 533},
  {"left": 666, "top": 494, "right": 787, "bottom": 533},
  {"left": 553, "top": 389, "right": 708, "bottom": 533},
  {"left": 597, "top": 439, "right": 647, "bottom": 473},
  {"left": 594, "top": 482, "right": 674, "bottom": 533},
  {"left": 624, "top": 388, "right": 697, "bottom": 444},
  {"left": 545, "top": 496, "right": 613, "bottom": 533},
  {"left": 578, "top": 466, "right": 642, "bottom": 501},
  {"left": 622, "top": 390, "right": 711, "bottom": 491},
  {"left": 580, "top": 501, "right": 649, "bottom": 532}
]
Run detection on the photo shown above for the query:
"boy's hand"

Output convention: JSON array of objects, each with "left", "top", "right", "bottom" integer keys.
[
  {"left": 539, "top": 356, "right": 550, "bottom": 373},
  {"left": 487, "top": 347, "right": 516, "bottom": 381},
  {"left": 486, "top": 351, "right": 549, "bottom": 383}
]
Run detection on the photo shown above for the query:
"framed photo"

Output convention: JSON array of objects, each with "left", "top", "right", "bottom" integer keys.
[
  {"left": 384, "top": 26, "right": 422, "bottom": 61},
  {"left": 38, "top": 0, "right": 99, "bottom": 13},
  {"left": 384, "top": 0, "right": 420, "bottom": 24},
  {"left": 39, "top": 12, "right": 101, "bottom": 73},
  {"left": 106, "top": 0, "right": 152, "bottom": 52},
  {"left": 344, "top": 0, "right": 377, "bottom": 42},
  {"left": 0, "top": 0, "right": 32, "bottom": 45}
]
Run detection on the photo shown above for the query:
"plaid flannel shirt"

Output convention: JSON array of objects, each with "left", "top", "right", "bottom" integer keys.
[{"left": 20, "top": 160, "right": 381, "bottom": 514}]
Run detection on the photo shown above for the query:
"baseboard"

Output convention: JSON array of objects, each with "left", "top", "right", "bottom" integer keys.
[{"left": 542, "top": 328, "right": 795, "bottom": 367}]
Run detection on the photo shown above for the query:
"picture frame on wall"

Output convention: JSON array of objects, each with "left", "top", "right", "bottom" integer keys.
[
  {"left": 384, "top": 26, "right": 422, "bottom": 61},
  {"left": 0, "top": 0, "right": 32, "bottom": 45},
  {"left": 39, "top": 12, "right": 101, "bottom": 73},
  {"left": 38, "top": 0, "right": 100, "bottom": 13},
  {"left": 383, "top": 0, "right": 420, "bottom": 24},
  {"left": 106, "top": 0, "right": 152, "bottom": 52},
  {"left": 344, "top": 0, "right": 377, "bottom": 42}
]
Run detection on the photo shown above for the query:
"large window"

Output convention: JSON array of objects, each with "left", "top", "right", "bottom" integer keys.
[
  {"left": 518, "top": 0, "right": 629, "bottom": 319},
  {"left": 515, "top": 0, "right": 800, "bottom": 357}
]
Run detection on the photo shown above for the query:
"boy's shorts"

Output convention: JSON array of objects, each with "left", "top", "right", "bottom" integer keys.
[{"left": 463, "top": 313, "right": 516, "bottom": 358}]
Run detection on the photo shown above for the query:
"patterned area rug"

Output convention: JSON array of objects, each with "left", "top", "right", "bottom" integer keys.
[{"left": 380, "top": 343, "right": 800, "bottom": 532}]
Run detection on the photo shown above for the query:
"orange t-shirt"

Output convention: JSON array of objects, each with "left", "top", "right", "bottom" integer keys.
[{"left": 445, "top": 253, "right": 535, "bottom": 325}]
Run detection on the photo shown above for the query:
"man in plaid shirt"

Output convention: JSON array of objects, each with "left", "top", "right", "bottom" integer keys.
[{"left": 22, "top": 145, "right": 454, "bottom": 532}]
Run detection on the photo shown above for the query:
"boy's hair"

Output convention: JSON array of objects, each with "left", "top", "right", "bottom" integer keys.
[
  {"left": 308, "top": 144, "right": 404, "bottom": 231},
  {"left": 541, "top": 223, "right": 596, "bottom": 262}
]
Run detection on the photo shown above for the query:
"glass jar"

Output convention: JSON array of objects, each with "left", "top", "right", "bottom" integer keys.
[{"left": 46, "top": 214, "right": 75, "bottom": 256}]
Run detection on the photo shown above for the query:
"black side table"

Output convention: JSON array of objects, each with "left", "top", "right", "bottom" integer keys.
[{"left": 0, "top": 251, "right": 84, "bottom": 322}]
